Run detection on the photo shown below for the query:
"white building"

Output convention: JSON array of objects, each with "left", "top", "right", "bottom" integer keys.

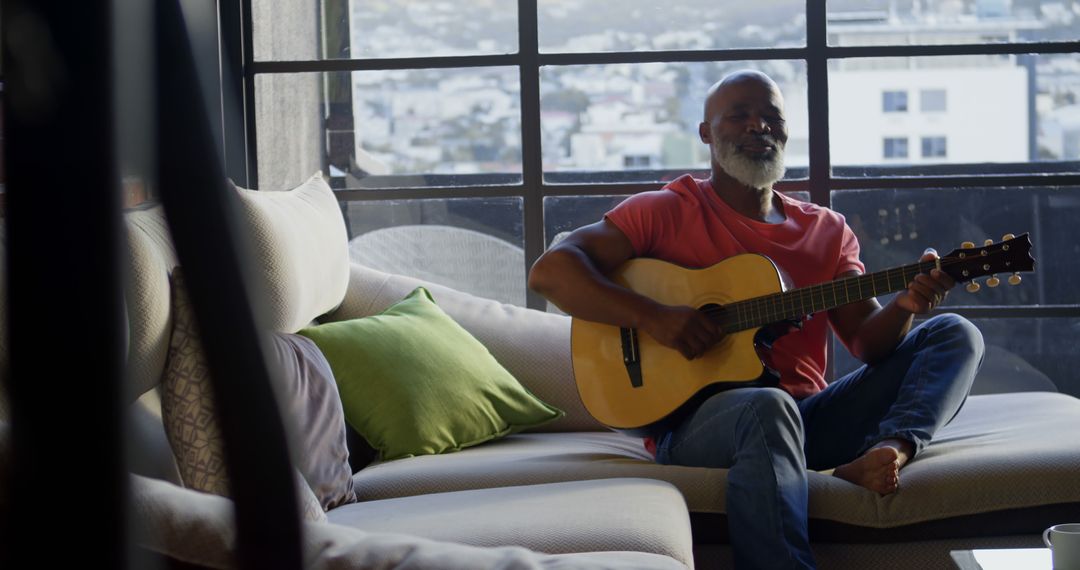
[
  {"left": 829, "top": 64, "right": 1029, "bottom": 165},
  {"left": 826, "top": 6, "right": 1042, "bottom": 166}
]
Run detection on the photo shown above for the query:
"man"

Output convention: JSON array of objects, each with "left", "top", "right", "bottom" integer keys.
[{"left": 527, "top": 70, "right": 984, "bottom": 569}]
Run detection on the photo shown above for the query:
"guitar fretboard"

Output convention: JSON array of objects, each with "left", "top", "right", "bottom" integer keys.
[{"left": 713, "top": 260, "right": 937, "bottom": 333}]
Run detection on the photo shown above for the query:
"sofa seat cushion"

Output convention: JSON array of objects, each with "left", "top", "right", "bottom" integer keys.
[
  {"left": 805, "top": 391, "right": 1080, "bottom": 529},
  {"left": 132, "top": 474, "right": 687, "bottom": 570},
  {"left": 351, "top": 430, "right": 709, "bottom": 504},
  {"left": 352, "top": 393, "right": 1080, "bottom": 539},
  {"left": 328, "top": 478, "right": 693, "bottom": 568}
]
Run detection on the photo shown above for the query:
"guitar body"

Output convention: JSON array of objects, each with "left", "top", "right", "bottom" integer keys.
[
  {"left": 571, "top": 254, "right": 787, "bottom": 435},
  {"left": 569, "top": 233, "right": 1035, "bottom": 436}
]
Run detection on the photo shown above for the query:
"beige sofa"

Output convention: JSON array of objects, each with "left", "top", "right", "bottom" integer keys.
[
  {"left": 120, "top": 173, "right": 1080, "bottom": 569},
  {"left": 120, "top": 174, "right": 692, "bottom": 569},
  {"left": 330, "top": 246, "right": 1080, "bottom": 570}
]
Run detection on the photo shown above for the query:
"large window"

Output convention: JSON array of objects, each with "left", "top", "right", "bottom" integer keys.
[{"left": 241, "top": 0, "right": 1080, "bottom": 394}]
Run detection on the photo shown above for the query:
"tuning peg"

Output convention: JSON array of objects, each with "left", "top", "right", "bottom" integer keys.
[
  {"left": 984, "top": 239, "right": 994, "bottom": 246},
  {"left": 987, "top": 276, "right": 1000, "bottom": 288},
  {"left": 1003, "top": 233, "right": 1015, "bottom": 241},
  {"left": 966, "top": 281, "right": 981, "bottom": 293},
  {"left": 961, "top": 241, "right": 976, "bottom": 249},
  {"left": 1008, "top": 273, "right": 1022, "bottom": 286}
]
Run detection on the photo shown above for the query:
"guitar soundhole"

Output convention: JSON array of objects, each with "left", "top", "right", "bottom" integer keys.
[
  {"left": 698, "top": 303, "right": 728, "bottom": 331},
  {"left": 699, "top": 303, "right": 724, "bottom": 321}
]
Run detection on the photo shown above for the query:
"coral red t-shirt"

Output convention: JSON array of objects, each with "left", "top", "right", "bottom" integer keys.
[{"left": 604, "top": 175, "right": 865, "bottom": 452}]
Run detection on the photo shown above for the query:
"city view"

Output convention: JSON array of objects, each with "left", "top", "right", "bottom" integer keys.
[{"left": 345, "top": 0, "right": 1079, "bottom": 181}]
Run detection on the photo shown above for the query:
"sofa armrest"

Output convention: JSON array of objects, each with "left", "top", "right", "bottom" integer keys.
[{"left": 323, "top": 263, "right": 604, "bottom": 432}]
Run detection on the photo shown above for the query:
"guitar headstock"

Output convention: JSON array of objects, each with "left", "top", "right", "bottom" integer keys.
[{"left": 940, "top": 233, "right": 1035, "bottom": 292}]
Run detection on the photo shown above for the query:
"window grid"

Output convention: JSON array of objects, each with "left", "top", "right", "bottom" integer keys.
[{"left": 236, "top": 0, "right": 1080, "bottom": 315}]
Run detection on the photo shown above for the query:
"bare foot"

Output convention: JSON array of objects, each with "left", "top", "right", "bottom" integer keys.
[{"left": 833, "top": 446, "right": 902, "bottom": 495}]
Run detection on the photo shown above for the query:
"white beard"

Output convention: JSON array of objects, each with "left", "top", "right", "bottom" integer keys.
[{"left": 716, "top": 139, "right": 786, "bottom": 190}]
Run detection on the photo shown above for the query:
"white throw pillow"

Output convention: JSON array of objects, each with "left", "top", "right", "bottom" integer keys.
[{"left": 232, "top": 172, "right": 349, "bottom": 333}]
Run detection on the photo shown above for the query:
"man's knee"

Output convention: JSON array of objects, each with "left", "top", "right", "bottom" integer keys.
[
  {"left": 924, "top": 313, "right": 985, "bottom": 358},
  {"left": 741, "top": 388, "right": 803, "bottom": 443}
]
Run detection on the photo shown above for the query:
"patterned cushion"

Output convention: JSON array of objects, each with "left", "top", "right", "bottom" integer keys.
[{"left": 160, "top": 268, "right": 327, "bottom": 521}]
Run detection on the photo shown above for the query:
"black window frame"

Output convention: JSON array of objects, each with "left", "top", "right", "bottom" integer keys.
[{"left": 222, "top": 0, "right": 1080, "bottom": 320}]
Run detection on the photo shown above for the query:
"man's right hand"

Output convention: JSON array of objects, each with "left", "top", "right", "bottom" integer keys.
[{"left": 639, "top": 303, "right": 725, "bottom": 360}]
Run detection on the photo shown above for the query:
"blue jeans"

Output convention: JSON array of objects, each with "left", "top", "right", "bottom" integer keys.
[{"left": 654, "top": 314, "right": 984, "bottom": 570}]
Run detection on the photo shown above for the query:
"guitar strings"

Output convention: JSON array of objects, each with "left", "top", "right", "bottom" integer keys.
[
  {"left": 696, "top": 248, "right": 1027, "bottom": 332},
  {"left": 699, "top": 265, "right": 928, "bottom": 330},
  {"left": 706, "top": 257, "right": 1017, "bottom": 328}
]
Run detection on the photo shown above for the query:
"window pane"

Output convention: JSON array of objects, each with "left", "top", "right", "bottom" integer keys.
[
  {"left": 834, "top": 318, "right": 1080, "bottom": 398},
  {"left": 827, "top": 1, "right": 1080, "bottom": 46},
  {"left": 883, "top": 137, "right": 908, "bottom": 158},
  {"left": 344, "top": 197, "right": 526, "bottom": 306},
  {"left": 921, "top": 136, "right": 947, "bottom": 158},
  {"left": 830, "top": 54, "right": 1080, "bottom": 175},
  {"left": 543, "top": 195, "right": 630, "bottom": 247},
  {"left": 255, "top": 68, "right": 523, "bottom": 190},
  {"left": 920, "top": 88, "right": 947, "bottom": 112},
  {"left": 882, "top": 90, "right": 908, "bottom": 112},
  {"left": 541, "top": 61, "right": 808, "bottom": 184},
  {"left": 830, "top": 187, "right": 1080, "bottom": 306},
  {"left": 538, "top": 0, "right": 806, "bottom": 53},
  {"left": 253, "top": 0, "right": 518, "bottom": 61}
]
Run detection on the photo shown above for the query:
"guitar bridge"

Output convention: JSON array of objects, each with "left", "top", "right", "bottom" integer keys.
[{"left": 620, "top": 327, "right": 644, "bottom": 388}]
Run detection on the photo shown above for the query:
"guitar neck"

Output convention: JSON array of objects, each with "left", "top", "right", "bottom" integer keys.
[{"left": 715, "top": 260, "right": 937, "bottom": 334}]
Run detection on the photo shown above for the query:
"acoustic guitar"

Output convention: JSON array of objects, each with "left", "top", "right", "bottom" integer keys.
[{"left": 571, "top": 233, "right": 1036, "bottom": 436}]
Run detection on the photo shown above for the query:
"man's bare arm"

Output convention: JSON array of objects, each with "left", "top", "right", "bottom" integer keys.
[
  {"left": 528, "top": 219, "right": 721, "bottom": 360},
  {"left": 829, "top": 293, "right": 911, "bottom": 366},
  {"left": 830, "top": 250, "right": 955, "bottom": 365}
]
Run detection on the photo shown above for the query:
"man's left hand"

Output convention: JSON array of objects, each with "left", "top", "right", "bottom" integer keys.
[{"left": 894, "top": 248, "right": 956, "bottom": 314}]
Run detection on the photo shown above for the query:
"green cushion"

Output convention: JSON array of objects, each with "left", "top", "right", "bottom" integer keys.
[{"left": 298, "top": 287, "right": 563, "bottom": 460}]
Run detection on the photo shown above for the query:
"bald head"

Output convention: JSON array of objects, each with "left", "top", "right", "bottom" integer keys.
[
  {"left": 703, "top": 70, "right": 784, "bottom": 122},
  {"left": 698, "top": 70, "right": 788, "bottom": 190}
]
